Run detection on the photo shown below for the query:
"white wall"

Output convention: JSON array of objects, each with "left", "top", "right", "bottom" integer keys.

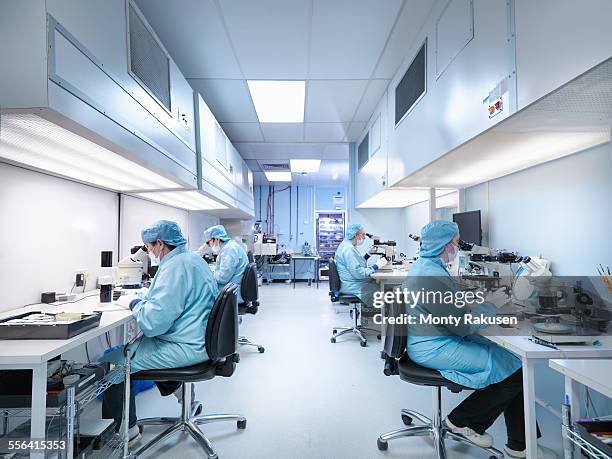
[
  {"left": 0, "top": 163, "right": 118, "bottom": 313},
  {"left": 401, "top": 200, "right": 430, "bottom": 258},
  {"left": 120, "top": 195, "right": 189, "bottom": 258},
  {"left": 189, "top": 211, "right": 221, "bottom": 250},
  {"left": 464, "top": 143, "right": 612, "bottom": 275}
]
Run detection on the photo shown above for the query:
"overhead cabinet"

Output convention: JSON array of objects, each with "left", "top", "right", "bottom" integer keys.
[
  {"left": 368, "top": 0, "right": 611, "bottom": 197},
  {"left": 0, "top": 0, "right": 199, "bottom": 191},
  {"left": 195, "top": 94, "right": 255, "bottom": 219}
]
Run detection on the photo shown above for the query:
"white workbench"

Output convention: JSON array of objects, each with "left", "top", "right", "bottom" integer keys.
[
  {"left": 550, "top": 359, "right": 612, "bottom": 459},
  {"left": 485, "top": 335, "right": 612, "bottom": 458},
  {"left": 0, "top": 294, "right": 134, "bottom": 458}
]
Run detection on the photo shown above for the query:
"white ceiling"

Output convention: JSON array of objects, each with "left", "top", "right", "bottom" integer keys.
[{"left": 136, "top": 0, "right": 435, "bottom": 183}]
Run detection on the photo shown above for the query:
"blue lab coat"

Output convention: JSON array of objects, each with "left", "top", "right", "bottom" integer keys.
[
  {"left": 405, "top": 256, "right": 521, "bottom": 389},
  {"left": 214, "top": 240, "right": 248, "bottom": 304},
  {"left": 334, "top": 239, "right": 378, "bottom": 306},
  {"left": 127, "top": 244, "right": 219, "bottom": 373}
]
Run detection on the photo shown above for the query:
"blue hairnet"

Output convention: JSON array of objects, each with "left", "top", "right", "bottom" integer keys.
[
  {"left": 141, "top": 220, "right": 187, "bottom": 246},
  {"left": 419, "top": 220, "right": 459, "bottom": 258},
  {"left": 346, "top": 223, "right": 364, "bottom": 240},
  {"left": 203, "top": 225, "right": 230, "bottom": 242}
]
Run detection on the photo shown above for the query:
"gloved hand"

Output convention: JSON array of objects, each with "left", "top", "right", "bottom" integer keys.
[
  {"left": 486, "top": 289, "right": 510, "bottom": 309},
  {"left": 114, "top": 294, "right": 139, "bottom": 310},
  {"left": 374, "top": 257, "right": 388, "bottom": 270}
]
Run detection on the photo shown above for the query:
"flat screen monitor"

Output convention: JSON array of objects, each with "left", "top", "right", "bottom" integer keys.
[{"left": 452, "top": 210, "right": 482, "bottom": 245}]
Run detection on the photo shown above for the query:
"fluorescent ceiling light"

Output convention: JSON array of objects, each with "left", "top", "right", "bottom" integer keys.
[
  {"left": 136, "top": 191, "right": 227, "bottom": 210},
  {"left": 290, "top": 159, "right": 321, "bottom": 173},
  {"left": 264, "top": 171, "right": 292, "bottom": 182},
  {"left": 356, "top": 188, "right": 431, "bottom": 209},
  {"left": 0, "top": 114, "right": 180, "bottom": 191},
  {"left": 247, "top": 80, "right": 305, "bottom": 123}
]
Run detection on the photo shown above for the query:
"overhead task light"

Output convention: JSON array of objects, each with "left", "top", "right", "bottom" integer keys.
[
  {"left": 136, "top": 191, "right": 227, "bottom": 210},
  {"left": 247, "top": 80, "right": 305, "bottom": 123},
  {"left": 264, "top": 171, "right": 292, "bottom": 182},
  {"left": 356, "top": 188, "right": 432, "bottom": 209},
  {"left": 290, "top": 159, "right": 321, "bottom": 173},
  {"left": 0, "top": 114, "right": 180, "bottom": 191}
]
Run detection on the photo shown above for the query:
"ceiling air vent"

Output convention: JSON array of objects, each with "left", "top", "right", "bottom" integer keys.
[
  {"left": 128, "top": 4, "right": 171, "bottom": 111},
  {"left": 259, "top": 163, "right": 290, "bottom": 171}
]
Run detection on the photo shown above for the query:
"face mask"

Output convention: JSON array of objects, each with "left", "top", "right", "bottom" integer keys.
[
  {"left": 149, "top": 244, "right": 161, "bottom": 265},
  {"left": 447, "top": 243, "right": 458, "bottom": 262},
  {"left": 211, "top": 244, "right": 221, "bottom": 254},
  {"left": 357, "top": 238, "right": 365, "bottom": 246}
]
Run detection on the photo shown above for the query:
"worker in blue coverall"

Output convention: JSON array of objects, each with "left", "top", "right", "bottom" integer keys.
[
  {"left": 405, "top": 221, "right": 552, "bottom": 459},
  {"left": 335, "top": 223, "right": 387, "bottom": 308},
  {"left": 202, "top": 225, "right": 248, "bottom": 303},
  {"left": 102, "top": 220, "right": 219, "bottom": 443}
]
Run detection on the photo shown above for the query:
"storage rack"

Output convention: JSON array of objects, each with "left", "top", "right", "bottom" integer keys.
[
  {"left": 564, "top": 425, "right": 612, "bottom": 459},
  {"left": 0, "top": 365, "right": 129, "bottom": 459},
  {"left": 316, "top": 212, "right": 345, "bottom": 272}
]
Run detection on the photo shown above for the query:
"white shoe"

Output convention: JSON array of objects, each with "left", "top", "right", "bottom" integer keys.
[
  {"left": 504, "top": 444, "right": 557, "bottom": 459},
  {"left": 172, "top": 384, "right": 196, "bottom": 405},
  {"left": 127, "top": 425, "right": 142, "bottom": 445},
  {"left": 444, "top": 416, "right": 493, "bottom": 448}
]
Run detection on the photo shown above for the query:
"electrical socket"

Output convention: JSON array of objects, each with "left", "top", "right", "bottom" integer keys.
[{"left": 75, "top": 270, "right": 89, "bottom": 287}]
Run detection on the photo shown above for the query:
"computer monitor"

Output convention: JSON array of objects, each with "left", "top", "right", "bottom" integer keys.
[{"left": 452, "top": 210, "right": 482, "bottom": 245}]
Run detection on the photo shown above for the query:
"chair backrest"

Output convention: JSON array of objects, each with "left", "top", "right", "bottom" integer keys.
[
  {"left": 382, "top": 295, "right": 407, "bottom": 360},
  {"left": 205, "top": 283, "right": 238, "bottom": 361},
  {"left": 328, "top": 257, "right": 341, "bottom": 293},
  {"left": 247, "top": 250, "right": 254, "bottom": 263},
  {"left": 240, "top": 262, "right": 259, "bottom": 303}
]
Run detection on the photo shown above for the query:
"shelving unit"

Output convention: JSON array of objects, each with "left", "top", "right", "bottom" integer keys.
[
  {"left": 316, "top": 212, "right": 345, "bottom": 273},
  {"left": 565, "top": 425, "right": 611, "bottom": 459},
  {"left": 0, "top": 365, "right": 129, "bottom": 459}
]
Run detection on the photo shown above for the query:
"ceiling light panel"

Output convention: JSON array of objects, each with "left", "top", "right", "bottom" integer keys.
[
  {"left": 264, "top": 171, "right": 292, "bottom": 182},
  {"left": 290, "top": 159, "right": 321, "bottom": 173},
  {"left": 136, "top": 191, "right": 227, "bottom": 210},
  {"left": 247, "top": 80, "right": 305, "bottom": 123},
  {"left": 0, "top": 114, "right": 180, "bottom": 191}
]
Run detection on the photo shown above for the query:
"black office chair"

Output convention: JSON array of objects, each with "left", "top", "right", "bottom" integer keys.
[
  {"left": 238, "top": 262, "right": 265, "bottom": 353},
  {"left": 131, "top": 284, "right": 246, "bottom": 459},
  {"left": 247, "top": 250, "right": 254, "bottom": 263},
  {"left": 328, "top": 257, "right": 380, "bottom": 347},
  {"left": 376, "top": 299, "right": 503, "bottom": 459}
]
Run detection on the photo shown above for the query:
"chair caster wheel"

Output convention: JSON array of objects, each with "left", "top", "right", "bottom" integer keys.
[
  {"left": 377, "top": 334, "right": 381, "bottom": 340},
  {"left": 237, "top": 419, "right": 247, "bottom": 429},
  {"left": 360, "top": 341, "right": 367, "bottom": 347},
  {"left": 332, "top": 329, "right": 337, "bottom": 334},
  {"left": 258, "top": 346, "right": 265, "bottom": 353},
  {"left": 330, "top": 337, "right": 336, "bottom": 343},
  {"left": 377, "top": 438, "right": 388, "bottom": 451},
  {"left": 401, "top": 414, "right": 413, "bottom": 425}
]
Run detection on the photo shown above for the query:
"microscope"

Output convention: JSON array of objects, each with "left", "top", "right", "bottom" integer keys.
[
  {"left": 116, "top": 245, "right": 150, "bottom": 288},
  {"left": 366, "top": 233, "right": 404, "bottom": 270}
]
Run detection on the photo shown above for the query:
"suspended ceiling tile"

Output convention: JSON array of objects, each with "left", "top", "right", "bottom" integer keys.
[
  {"left": 304, "top": 123, "right": 349, "bottom": 142},
  {"left": 188, "top": 79, "right": 258, "bottom": 122},
  {"left": 346, "top": 122, "right": 367, "bottom": 142},
  {"left": 220, "top": 123, "right": 264, "bottom": 142},
  {"left": 306, "top": 80, "right": 369, "bottom": 122},
  {"left": 135, "top": 0, "right": 243, "bottom": 79},
  {"left": 260, "top": 123, "right": 305, "bottom": 142},
  {"left": 309, "top": 0, "right": 403, "bottom": 79},
  {"left": 374, "top": 0, "right": 435, "bottom": 78},
  {"left": 218, "top": 0, "right": 310, "bottom": 79},
  {"left": 353, "top": 79, "right": 389, "bottom": 122}
]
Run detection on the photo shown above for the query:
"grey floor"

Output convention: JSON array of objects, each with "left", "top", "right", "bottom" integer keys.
[{"left": 129, "top": 283, "right": 562, "bottom": 459}]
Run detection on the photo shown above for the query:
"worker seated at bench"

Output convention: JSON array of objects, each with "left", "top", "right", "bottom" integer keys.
[{"left": 102, "top": 220, "right": 218, "bottom": 443}]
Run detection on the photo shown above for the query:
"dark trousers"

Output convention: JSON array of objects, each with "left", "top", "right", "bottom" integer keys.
[
  {"left": 447, "top": 369, "right": 541, "bottom": 451},
  {"left": 102, "top": 381, "right": 136, "bottom": 430},
  {"left": 102, "top": 381, "right": 182, "bottom": 430}
]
